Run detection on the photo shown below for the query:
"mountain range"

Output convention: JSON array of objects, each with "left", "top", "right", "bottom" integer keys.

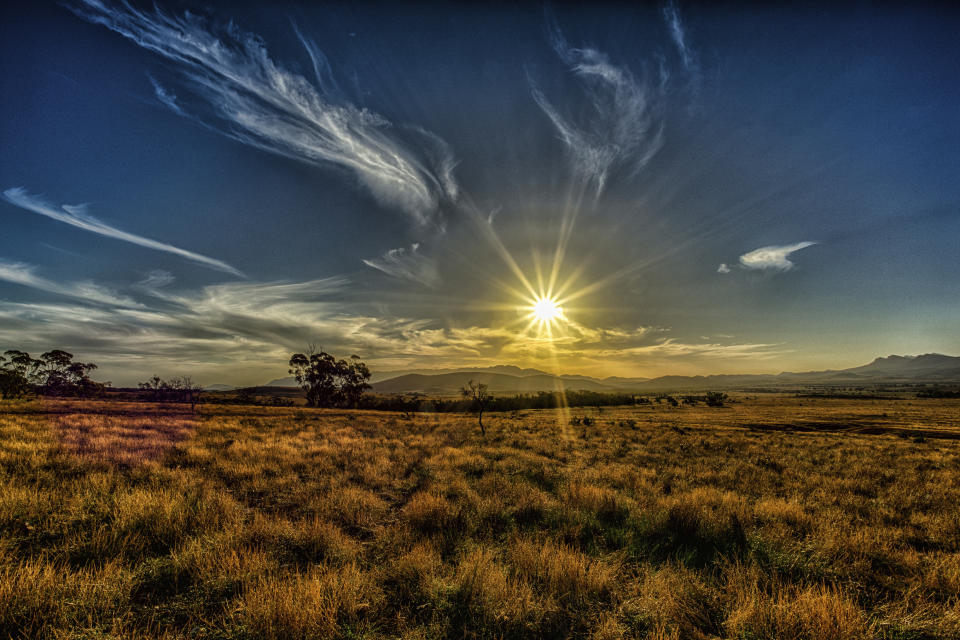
[
  {"left": 203, "top": 384, "right": 238, "bottom": 391},
  {"left": 262, "top": 364, "right": 642, "bottom": 387},
  {"left": 253, "top": 354, "right": 960, "bottom": 396}
]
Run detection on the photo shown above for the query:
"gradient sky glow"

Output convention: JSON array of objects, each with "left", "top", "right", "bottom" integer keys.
[{"left": 1, "top": 1, "right": 958, "bottom": 386}]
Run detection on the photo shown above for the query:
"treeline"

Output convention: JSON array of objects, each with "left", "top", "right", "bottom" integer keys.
[
  {"left": 137, "top": 376, "right": 202, "bottom": 408},
  {"left": 0, "top": 349, "right": 104, "bottom": 399},
  {"left": 212, "top": 388, "right": 296, "bottom": 407},
  {"left": 916, "top": 387, "right": 960, "bottom": 399},
  {"left": 3, "top": 345, "right": 737, "bottom": 414},
  {"left": 356, "top": 390, "right": 728, "bottom": 413}
]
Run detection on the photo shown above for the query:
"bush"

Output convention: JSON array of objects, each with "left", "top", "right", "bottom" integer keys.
[{"left": 705, "top": 391, "right": 728, "bottom": 407}]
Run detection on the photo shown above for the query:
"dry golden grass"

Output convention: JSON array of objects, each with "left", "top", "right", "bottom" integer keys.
[
  {"left": 0, "top": 394, "right": 959, "bottom": 638},
  {"left": 55, "top": 411, "right": 195, "bottom": 465}
]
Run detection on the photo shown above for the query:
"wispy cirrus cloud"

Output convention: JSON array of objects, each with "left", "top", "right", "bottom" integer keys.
[
  {"left": 362, "top": 243, "right": 440, "bottom": 288},
  {"left": 138, "top": 269, "right": 175, "bottom": 290},
  {"left": 0, "top": 262, "right": 784, "bottom": 385},
  {"left": 662, "top": 1, "right": 697, "bottom": 74},
  {"left": 613, "top": 337, "right": 785, "bottom": 360},
  {"left": 178, "top": 277, "right": 350, "bottom": 319},
  {"left": 66, "top": 0, "right": 457, "bottom": 227},
  {"left": 0, "top": 260, "right": 141, "bottom": 307},
  {"left": 147, "top": 73, "right": 183, "bottom": 115},
  {"left": 2, "top": 187, "right": 243, "bottom": 276},
  {"left": 8, "top": 273, "right": 355, "bottom": 356},
  {"left": 530, "top": 13, "right": 666, "bottom": 196},
  {"left": 738, "top": 242, "right": 817, "bottom": 271}
]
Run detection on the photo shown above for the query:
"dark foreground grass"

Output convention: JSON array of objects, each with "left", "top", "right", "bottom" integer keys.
[{"left": 0, "top": 396, "right": 958, "bottom": 639}]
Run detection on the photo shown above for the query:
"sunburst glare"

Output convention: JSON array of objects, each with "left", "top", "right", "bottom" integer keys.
[{"left": 531, "top": 296, "right": 563, "bottom": 325}]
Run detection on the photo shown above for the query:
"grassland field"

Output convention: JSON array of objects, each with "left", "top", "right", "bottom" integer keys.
[{"left": 1, "top": 394, "right": 959, "bottom": 639}]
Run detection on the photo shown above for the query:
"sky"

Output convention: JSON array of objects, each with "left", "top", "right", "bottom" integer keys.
[{"left": 1, "top": 1, "right": 958, "bottom": 387}]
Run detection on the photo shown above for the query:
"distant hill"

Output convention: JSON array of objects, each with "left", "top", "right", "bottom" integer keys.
[
  {"left": 204, "top": 384, "right": 236, "bottom": 391},
  {"left": 268, "top": 364, "right": 577, "bottom": 387},
  {"left": 367, "top": 354, "right": 960, "bottom": 396},
  {"left": 840, "top": 354, "right": 960, "bottom": 380},
  {"left": 372, "top": 372, "right": 616, "bottom": 396},
  {"left": 634, "top": 374, "right": 780, "bottom": 391},
  {"left": 370, "top": 371, "right": 785, "bottom": 396},
  {"left": 262, "top": 354, "right": 960, "bottom": 395},
  {"left": 602, "top": 375, "right": 652, "bottom": 386}
]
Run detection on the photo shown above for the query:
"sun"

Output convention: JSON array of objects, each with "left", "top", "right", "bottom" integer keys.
[{"left": 531, "top": 296, "right": 563, "bottom": 325}]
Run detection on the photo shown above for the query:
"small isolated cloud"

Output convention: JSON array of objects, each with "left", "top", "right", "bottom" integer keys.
[
  {"left": 147, "top": 73, "right": 183, "bottom": 115},
  {"left": 363, "top": 243, "right": 440, "bottom": 287},
  {"left": 717, "top": 263, "right": 730, "bottom": 274},
  {"left": 2, "top": 187, "right": 243, "bottom": 276},
  {"left": 139, "top": 270, "right": 175, "bottom": 289},
  {"left": 739, "top": 242, "right": 816, "bottom": 271}
]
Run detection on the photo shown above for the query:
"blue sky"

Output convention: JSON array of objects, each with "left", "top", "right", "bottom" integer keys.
[{"left": 1, "top": 1, "right": 958, "bottom": 386}]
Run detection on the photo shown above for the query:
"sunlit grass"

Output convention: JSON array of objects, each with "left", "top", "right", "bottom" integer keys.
[{"left": 0, "top": 396, "right": 959, "bottom": 638}]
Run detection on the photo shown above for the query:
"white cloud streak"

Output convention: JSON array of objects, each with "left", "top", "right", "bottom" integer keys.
[
  {"left": 362, "top": 243, "right": 440, "bottom": 287},
  {"left": 147, "top": 73, "right": 184, "bottom": 114},
  {"left": 530, "top": 14, "right": 665, "bottom": 196},
  {"left": 739, "top": 242, "right": 817, "bottom": 271},
  {"left": 138, "top": 269, "right": 175, "bottom": 289},
  {"left": 613, "top": 337, "right": 784, "bottom": 360},
  {"left": 0, "top": 260, "right": 141, "bottom": 307},
  {"left": 0, "top": 262, "right": 784, "bottom": 385},
  {"left": 67, "top": 0, "right": 457, "bottom": 227},
  {"left": 2, "top": 187, "right": 243, "bottom": 276},
  {"left": 662, "top": 1, "right": 696, "bottom": 73}
]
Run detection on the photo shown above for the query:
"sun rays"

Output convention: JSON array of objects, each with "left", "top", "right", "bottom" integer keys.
[{"left": 531, "top": 295, "right": 563, "bottom": 327}]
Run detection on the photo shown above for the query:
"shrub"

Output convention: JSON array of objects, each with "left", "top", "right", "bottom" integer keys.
[{"left": 705, "top": 391, "right": 728, "bottom": 407}]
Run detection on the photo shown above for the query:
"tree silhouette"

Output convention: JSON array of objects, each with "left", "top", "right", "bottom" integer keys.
[
  {"left": 0, "top": 353, "right": 31, "bottom": 399},
  {"left": 1, "top": 349, "right": 101, "bottom": 397},
  {"left": 288, "top": 349, "right": 371, "bottom": 408},
  {"left": 138, "top": 376, "right": 165, "bottom": 401},
  {"left": 2, "top": 350, "right": 42, "bottom": 384},
  {"left": 460, "top": 380, "right": 491, "bottom": 435},
  {"left": 138, "top": 375, "right": 203, "bottom": 408},
  {"left": 38, "top": 350, "right": 99, "bottom": 397}
]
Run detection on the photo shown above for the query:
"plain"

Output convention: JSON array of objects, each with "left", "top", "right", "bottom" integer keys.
[{"left": 1, "top": 395, "right": 958, "bottom": 639}]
